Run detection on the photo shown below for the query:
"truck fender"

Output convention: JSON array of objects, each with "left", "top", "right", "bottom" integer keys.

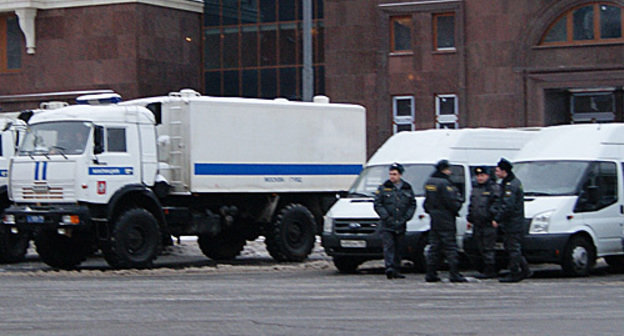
[{"left": 107, "top": 184, "right": 167, "bottom": 230}]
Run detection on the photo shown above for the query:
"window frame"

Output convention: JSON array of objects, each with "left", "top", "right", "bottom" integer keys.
[
  {"left": 392, "top": 95, "right": 414, "bottom": 133},
  {"left": 435, "top": 94, "right": 458, "bottom": 129},
  {"left": 390, "top": 15, "right": 413, "bottom": 53},
  {"left": 433, "top": 12, "right": 456, "bottom": 51},
  {"left": 540, "top": 2, "right": 624, "bottom": 46},
  {"left": 570, "top": 89, "right": 616, "bottom": 123}
]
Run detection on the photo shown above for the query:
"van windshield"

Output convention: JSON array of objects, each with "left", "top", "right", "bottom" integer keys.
[
  {"left": 348, "top": 164, "right": 436, "bottom": 197},
  {"left": 19, "top": 121, "right": 92, "bottom": 156},
  {"left": 514, "top": 161, "right": 589, "bottom": 196}
]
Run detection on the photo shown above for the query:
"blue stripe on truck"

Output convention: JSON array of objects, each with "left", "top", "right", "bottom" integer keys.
[{"left": 194, "top": 163, "right": 363, "bottom": 176}]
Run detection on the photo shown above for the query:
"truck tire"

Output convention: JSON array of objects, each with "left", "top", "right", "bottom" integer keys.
[
  {"left": 265, "top": 204, "right": 316, "bottom": 262},
  {"left": 35, "top": 230, "right": 91, "bottom": 270},
  {"left": 0, "top": 226, "right": 29, "bottom": 263},
  {"left": 103, "top": 208, "right": 161, "bottom": 269},
  {"left": 333, "top": 256, "right": 362, "bottom": 273},
  {"left": 198, "top": 232, "right": 246, "bottom": 260},
  {"left": 561, "top": 235, "right": 595, "bottom": 277}
]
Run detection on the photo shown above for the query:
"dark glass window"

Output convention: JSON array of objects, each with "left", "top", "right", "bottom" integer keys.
[
  {"left": 223, "top": 70, "right": 240, "bottom": 96},
  {"left": 242, "top": 70, "right": 259, "bottom": 97},
  {"left": 222, "top": 27, "right": 239, "bottom": 68},
  {"left": 260, "top": 0, "right": 277, "bottom": 22},
  {"left": 107, "top": 128, "right": 127, "bottom": 152},
  {"left": 205, "top": 29, "right": 221, "bottom": 70},
  {"left": 315, "top": 0, "right": 324, "bottom": 19},
  {"left": 241, "top": 26, "right": 259, "bottom": 67},
  {"left": 222, "top": 0, "right": 239, "bottom": 25},
  {"left": 391, "top": 16, "right": 411, "bottom": 52},
  {"left": 6, "top": 16, "right": 21, "bottom": 70},
  {"left": 573, "top": 5, "right": 594, "bottom": 40},
  {"left": 435, "top": 13, "right": 455, "bottom": 50},
  {"left": 279, "top": 0, "right": 295, "bottom": 21},
  {"left": 241, "top": 0, "right": 259, "bottom": 23},
  {"left": 205, "top": 71, "right": 222, "bottom": 96},
  {"left": 396, "top": 99, "right": 412, "bottom": 117},
  {"left": 439, "top": 96, "right": 456, "bottom": 115},
  {"left": 279, "top": 67, "right": 297, "bottom": 99},
  {"left": 543, "top": 16, "right": 567, "bottom": 43},
  {"left": 261, "top": 68, "right": 277, "bottom": 97},
  {"left": 314, "top": 22, "right": 324, "bottom": 63},
  {"left": 314, "top": 65, "right": 325, "bottom": 95},
  {"left": 205, "top": 0, "right": 221, "bottom": 26},
  {"left": 600, "top": 5, "right": 622, "bottom": 39},
  {"left": 279, "top": 23, "right": 296, "bottom": 65},
  {"left": 260, "top": 24, "right": 277, "bottom": 65}
]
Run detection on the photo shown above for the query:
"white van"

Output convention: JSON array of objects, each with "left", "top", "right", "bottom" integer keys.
[
  {"left": 466, "top": 124, "right": 624, "bottom": 276},
  {"left": 321, "top": 128, "right": 535, "bottom": 273}
]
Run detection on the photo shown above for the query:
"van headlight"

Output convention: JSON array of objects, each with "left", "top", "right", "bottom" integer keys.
[
  {"left": 323, "top": 216, "right": 333, "bottom": 233},
  {"left": 529, "top": 210, "right": 554, "bottom": 234}
]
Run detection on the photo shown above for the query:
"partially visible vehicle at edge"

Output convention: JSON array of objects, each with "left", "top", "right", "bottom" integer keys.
[
  {"left": 464, "top": 123, "right": 624, "bottom": 276},
  {"left": 3, "top": 90, "right": 366, "bottom": 269},
  {"left": 322, "top": 128, "right": 536, "bottom": 273}
]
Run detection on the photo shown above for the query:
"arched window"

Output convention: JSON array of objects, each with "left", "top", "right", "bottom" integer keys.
[{"left": 540, "top": 2, "right": 624, "bottom": 45}]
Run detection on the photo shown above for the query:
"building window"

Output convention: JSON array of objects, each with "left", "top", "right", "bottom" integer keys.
[
  {"left": 204, "top": 0, "right": 324, "bottom": 99},
  {"left": 392, "top": 96, "right": 414, "bottom": 133},
  {"left": 435, "top": 94, "right": 458, "bottom": 129},
  {"left": 570, "top": 89, "right": 615, "bottom": 123},
  {"left": 433, "top": 13, "right": 455, "bottom": 51},
  {"left": 0, "top": 15, "right": 21, "bottom": 72},
  {"left": 390, "top": 16, "right": 412, "bottom": 52},
  {"left": 541, "top": 3, "right": 624, "bottom": 45}
]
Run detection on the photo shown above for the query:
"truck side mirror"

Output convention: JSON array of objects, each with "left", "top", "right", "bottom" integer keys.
[{"left": 93, "top": 125, "right": 104, "bottom": 155}]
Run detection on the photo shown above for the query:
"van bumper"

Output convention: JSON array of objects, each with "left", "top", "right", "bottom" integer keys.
[
  {"left": 463, "top": 232, "right": 570, "bottom": 264},
  {"left": 321, "top": 231, "right": 424, "bottom": 260}
]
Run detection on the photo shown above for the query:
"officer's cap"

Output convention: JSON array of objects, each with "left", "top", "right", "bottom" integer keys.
[
  {"left": 435, "top": 159, "right": 450, "bottom": 171},
  {"left": 389, "top": 162, "right": 404, "bottom": 174},
  {"left": 475, "top": 166, "right": 489, "bottom": 175}
]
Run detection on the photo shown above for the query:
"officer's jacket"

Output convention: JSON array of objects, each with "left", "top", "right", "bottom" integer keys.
[
  {"left": 493, "top": 173, "right": 525, "bottom": 233},
  {"left": 467, "top": 179, "right": 500, "bottom": 225},
  {"left": 373, "top": 179, "right": 416, "bottom": 234},
  {"left": 423, "top": 171, "right": 463, "bottom": 232}
]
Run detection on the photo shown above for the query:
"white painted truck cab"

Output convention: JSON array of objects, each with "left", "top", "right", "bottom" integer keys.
[
  {"left": 468, "top": 124, "right": 624, "bottom": 276},
  {"left": 321, "top": 128, "right": 535, "bottom": 273},
  {"left": 4, "top": 90, "right": 366, "bottom": 269}
]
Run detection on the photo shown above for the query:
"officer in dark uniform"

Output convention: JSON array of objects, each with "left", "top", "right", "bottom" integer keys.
[
  {"left": 493, "top": 158, "right": 532, "bottom": 283},
  {"left": 423, "top": 160, "right": 467, "bottom": 283},
  {"left": 373, "top": 163, "right": 416, "bottom": 279},
  {"left": 467, "top": 166, "right": 500, "bottom": 279}
]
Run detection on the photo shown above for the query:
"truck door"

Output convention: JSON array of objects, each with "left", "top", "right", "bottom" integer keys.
[{"left": 576, "top": 161, "right": 621, "bottom": 255}]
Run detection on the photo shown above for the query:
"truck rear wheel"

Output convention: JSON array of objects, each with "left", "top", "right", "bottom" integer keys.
[
  {"left": 103, "top": 208, "right": 161, "bottom": 269},
  {"left": 265, "top": 204, "right": 316, "bottom": 262},
  {"left": 35, "top": 230, "right": 91, "bottom": 270},
  {"left": 0, "top": 226, "right": 29, "bottom": 263},
  {"left": 198, "top": 232, "right": 246, "bottom": 260}
]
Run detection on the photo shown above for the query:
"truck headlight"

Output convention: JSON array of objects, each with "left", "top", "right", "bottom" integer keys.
[
  {"left": 3, "top": 214, "right": 15, "bottom": 224},
  {"left": 61, "top": 215, "right": 80, "bottom": 225},
  {"left": 323, "top": 216, "right": 333, "bottom": 233},
  {"left": 530, "top": 210, "right": 554, "bottom": 234}
]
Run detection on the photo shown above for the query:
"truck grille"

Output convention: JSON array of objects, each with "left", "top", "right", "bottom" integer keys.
[
  {"left": 15, "top": 181, "right": 75, "bottom": 201},
  {"left": 334, "top": 219, "right": 378, "bottom": 235}
]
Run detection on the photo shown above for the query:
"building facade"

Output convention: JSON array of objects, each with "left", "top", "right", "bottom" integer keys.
[
  {"left": 0, "top": 0, "right": 202, "bottom": 111},
  {"left": 325, "top": 0, "right": 624, "bottom": 155}
]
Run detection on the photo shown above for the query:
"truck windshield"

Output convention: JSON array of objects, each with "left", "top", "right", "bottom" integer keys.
[
  {"left": 348, "top": 164, "right": 436, "bottom": 197},
  {"left": 514, "top": 161, "right": 590, "bottom": 196},
  {"left": 19, "top": 121, "right": 92, "bottom": 156}
]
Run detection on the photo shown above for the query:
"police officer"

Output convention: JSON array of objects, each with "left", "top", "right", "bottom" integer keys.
[
  {"left": 373, "top": 163, "right": 416, "bottom": 279},
  {"left": 423, "top": 160, "right": 467, "bottom": 283},
  {"left": 493, "top": 158, "right": 532, "bottom": 283},
  {"left": 467, "top": 166, "right": 500, "bottom": 279}
]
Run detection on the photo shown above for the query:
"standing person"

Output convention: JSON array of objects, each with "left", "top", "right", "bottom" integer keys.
[
  {"left": 373, "top": 163, "right": 416, "bottom": 279},
  {"left": 423, "top": 160, "right": 467, "bottom": 283},
  {"left": 493, "top": 158, "right": 531, "bottom": 283},
  {"left": 467, "top": 166, "right": 500, "bottom": 279}
]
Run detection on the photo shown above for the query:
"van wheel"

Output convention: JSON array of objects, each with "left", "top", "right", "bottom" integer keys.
[
  {"left": 265, "top": 204, "right": 316, "bottom": 262},
  {"left": 0, "top": 226, "right": 29, "bottom": 263},
  {"left": 604, "top": 255, "right": 624, "bottom": 273},
  {"left": 198, "top": 232, "right": 246, "bottom": 260},
  {"left": 35, "top": 230, "right": 91, "bottom": 270},
  {"left": 333, "top": 256, "right": 362, "bottom": 273},
  {"left": 561, "top": 236, "right": 595, "bottom": 277},
  {"left": 103, "top": 208, "right": 161, "bottom": 269}
]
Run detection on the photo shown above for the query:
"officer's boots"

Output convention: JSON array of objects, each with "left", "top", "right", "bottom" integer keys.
[
  {"left": 499, "top": 266, "right": 524, "bottom": 283},
  {"left": 449, "top": 263, "right": 468, "bottom": 283},
  {"left": 425, "top": 266, "right": 441, "bottom": 282},
  {"left": 475, "top": 264, "right": 498, "bottom": 279}
]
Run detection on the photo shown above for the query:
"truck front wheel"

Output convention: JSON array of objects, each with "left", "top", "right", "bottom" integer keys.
[
  {"left": 198, "top": 232, "right": 246, "bottom": 260},
  {"left": 103, "top": 208, "right": 161, "bottom": 269},
  {"left": 35, "top": 230, "right": 91, "bottom": 270},
  {"left": 0, "top": 226, "right": 30, "bottom": 263},
  {"left": 265, "top": 204, "right": 316, "bottom": 262}
]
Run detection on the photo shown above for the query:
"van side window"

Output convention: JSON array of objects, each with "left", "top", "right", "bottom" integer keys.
[
  {"left": 106, "top": 128, "right": 126, "bottom": 152},
  {"left": 575, "top": 161, "right": 618, "bottom": 212},
  {"left": 450, "top": 165, "right": 466, "bottom": 199}
]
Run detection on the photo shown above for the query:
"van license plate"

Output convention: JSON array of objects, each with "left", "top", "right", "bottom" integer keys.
[
  {"left": 340, "top": 240, "right": 366, "bottom": 248},
  {"left": 26, "top": 215, "right": 44, "bottom": 224}
]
